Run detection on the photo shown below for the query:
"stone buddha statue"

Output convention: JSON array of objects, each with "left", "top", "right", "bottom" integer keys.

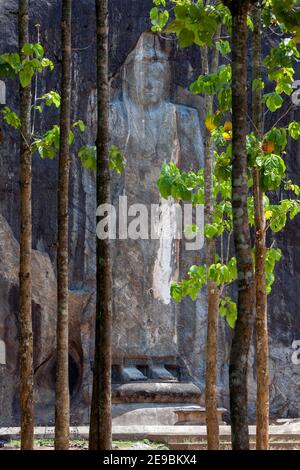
[{"left": 110, "top": 32, "right": 204, "bottom": 381}]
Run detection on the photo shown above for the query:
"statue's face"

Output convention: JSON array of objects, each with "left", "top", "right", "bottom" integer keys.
[{"left": 125, "top": 60, "right": 169, "bottom": 107}]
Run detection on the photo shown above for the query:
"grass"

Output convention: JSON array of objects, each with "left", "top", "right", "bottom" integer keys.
[
  {"left": 114, "top": 439, "right": 169, "bottom": 450},
  {"left": 4, "top": 438, "right": 169, "bottom": 450}
]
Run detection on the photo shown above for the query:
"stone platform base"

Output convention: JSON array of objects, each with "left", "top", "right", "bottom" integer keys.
[
  {"left": 111, "top": 381, "right": 204, "bottom": 426},
  {"left": 174, "top": 406, "right": 227, "bottom": 426},
  {"left": 112, "top": 381, "right": 202, "bottom": 404},
  {"left": 112, "top": 403, "right": 203, "bottom": 426},
  {"left": 2, "top": 423, "right": 300, "bottom": 442}
]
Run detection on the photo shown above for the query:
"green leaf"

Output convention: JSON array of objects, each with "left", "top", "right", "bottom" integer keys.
[
  {"left": 270, "top": 212, "right": 287, "bottom": 232},
  {"left": 179, "top": 28, "right": 195, "bottom": 48},
  {"left": 32, "top": 125, "right": 60, "bottom": 159},
  {"left": 216, "top": 40, "right": 231, "bottom": 57},
  {"left": 259, "top": 154, "right": 286, "bottom": 191},
  {"left": 68, "top": 130, "right": 74, "bottom": 145},
  {"left": 22, "top": 43, "right": 34, "bottom": 56},
  {"left": 0, "top": 53, "right": 21, "bottom": 76},
  {"left": 264, "top": 92, "right": 284, "bottom": 112},
  {"left": 275, "top": 77, "right": 293, "bottom": 95},
  {"left": 264, "top": 127, "right": 287, "bottom": 153},
  {"left": 1, "top": 106, "right": 21, "bottom": 129},
  {"left": 78, "top": 145, "right": 96, "bottom": 171},
  {"left": 73, "top": 120, "right": 85, "bottom": 132},
  {"left": 204, "top": 223, "right": 219, "bottom": 239},
  {"left": 171, "top": 181, "right": 192, "bottom": 201},
  {"left": 158, "top": 177, "right": 172, "bottom": 199},
  {"left": 41, "top": 58, "right": 54, "bottom": 71},
  {"left": 150, "top": 7, "right": 169, "bottom": 32},
  {"left": 165, "top": 19, "right": 184, "bottom": 33},
  {"left": 288, "top": 120, "right": 300, "bottom": 140},
  {"left": 189, "top": 4, "right": 203, "bottom": 21},
  {"left": 217, "top": 87, "right": 232, "bottom": 111},
  {"left": 174, "top": 5, "right": 188, "bottom": 20},
  {"left": 170, "top": 264, "right": 207, "bottom": 303},
  {"left": 252, "top": 78, "right": 265, "bottom": 91},
  {"left": 247, "top": 133, "right": 260, "bottom": 168},
  {"left": 157, "top": 163, "right": 179, "bottom": 200},
  {"left": 247, "top": 16, "right": 254, "bottom": 31},
  {"left": 52, "top": 125, "right": 60, "bottom": 149},
  {"left": 171, "top": 282, "right": 183, "bottom": 303},
  {"left": 19, "top": 63, "right": 34, "bottom": 87},
  {"left": 33, "top": 43, "right": 44, "bottom": 59},
  {"left": 220, "top": 297, "right": 237, "bottom": 328},
  {"left": 109, "top": 145, "right": 124, "bottom": 174},
  {"left": 265, "top": 248, "right": 282, "bottom": 294},
  {"left": 208, "top": 259, "right": 237, "bottom": 285},
  {"left": 42, "top": 91, "right": 61, "bottom": 108}
]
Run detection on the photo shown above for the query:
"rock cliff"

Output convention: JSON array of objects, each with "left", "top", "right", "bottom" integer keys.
[{"left": 0, "top": 0, "right": 300, "bottom": 425}]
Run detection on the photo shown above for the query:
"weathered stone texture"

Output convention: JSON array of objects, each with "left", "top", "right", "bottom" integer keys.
[
  {"left": 0, "top": 0, "right": 300, "bottom": 425},
  {"left": 0, "top": 213, "right": 89, "bottom": 424}
]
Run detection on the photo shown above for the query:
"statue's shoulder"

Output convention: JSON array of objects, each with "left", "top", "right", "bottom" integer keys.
[
  {"left": 175, "top": 103, "right": 201, "bottom": 128},
  {"left": 174, "top": 103, "right": 204, "bottom": 168}
]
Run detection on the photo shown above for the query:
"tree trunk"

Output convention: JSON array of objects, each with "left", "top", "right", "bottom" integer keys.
[
  {"left": 89, "top": 0, "right": 112, "bottom": 451},
  {"left": 19, "top": 0, "right": 34, "bottom": 451},
  {"left": 229, "top": 0, "right": 256, "bottom": 450},
  {"left": 55, "top": 0, "right": 72, "bottom": 451},
  {"left": 252, "top": 1, "right": 269, "bottom": 451},
  {"left": 205, "top": 269, "right": 220, "bottom": 450},
  {"left": 201, "top": 38, "right": 220, "bottom": 451}
]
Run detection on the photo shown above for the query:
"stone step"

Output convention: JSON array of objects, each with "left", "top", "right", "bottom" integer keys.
[
  {"left": 174, "top": 407, "right": 227, "bottom": 426},
  {"left": 2, "top": 425, "right": 300, "bottom": 443},
  {"left": 165, "top": 434, "right": 300, "bottom": 445},
  {"left": 170, "top": 441, "right": 300, "bottom": 451}
]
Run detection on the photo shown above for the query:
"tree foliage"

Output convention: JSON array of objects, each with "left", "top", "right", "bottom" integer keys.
[{"left": 151, "top": 0, "right": 300, "bottom": 329}]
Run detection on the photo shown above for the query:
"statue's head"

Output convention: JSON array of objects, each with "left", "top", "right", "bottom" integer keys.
[{"left": 123, "top": 33, "right": 170, "bottom": 108}]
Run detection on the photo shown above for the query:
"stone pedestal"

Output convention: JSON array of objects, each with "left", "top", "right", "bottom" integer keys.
[
  {"left": 112, "top": 381, "right": 203, "bottom": 426},
  {"left": 174, "top": 406, "right": 227, "bottom": 426}
]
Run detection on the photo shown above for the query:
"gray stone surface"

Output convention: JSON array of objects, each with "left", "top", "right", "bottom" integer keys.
[
  {"left": 112, "top": 403, "right": 202, "bottom": 426},
  {"left": 121, "top": 367, "right": 147, "bottom": 382},
  {"left": 0, "top": 214, "right": 89, "bottom": 425},
  {"left": 112, "top": 382, "right": 202, "bottom": 404},
  {"left": 0, "top": 80, "right": 5, "bottom": 104},
  {"left": 0, "top": 0, "right": 300, "bottom": 426},
  {"left": 148, "top": 366, "right": 177, "bottom": 381},
  {"left": 107, "top": 33, "right": 203, "bottom": 366},
  {"left": 0, "top": 2, "right": 204, "bottom": 425},
  {"left": 2, "top": 422, "right": 300, "bottom": 440},
  {"left": 174, "top": 406, "right": 227, "bottom": 425}
]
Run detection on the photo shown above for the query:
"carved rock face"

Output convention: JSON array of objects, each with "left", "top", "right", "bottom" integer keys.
[
  {"left": 108, "top": 33, "right": 204, "bottom": 374},
  {"left": 123, "top": 34, "right": 170, "bottom": 108},
  {"left": 0, "top": 214, "right": 87, "bottom": 425},
  {"left": 0, "top": 80, "right": 5, "bottom": 104},
  {"left": 1, "top": 0, "right": 300, "bottom": 424}
]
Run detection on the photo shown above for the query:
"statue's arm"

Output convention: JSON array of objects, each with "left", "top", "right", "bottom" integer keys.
[{"left": 176, "top": 105, "right": 204, "bottom": 171}]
